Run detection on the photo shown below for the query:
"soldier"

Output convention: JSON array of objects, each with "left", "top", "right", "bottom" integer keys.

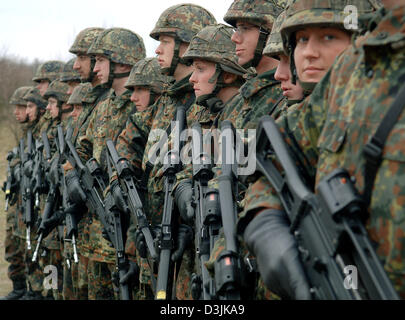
[
  {"left": 174, "top": 23, "right": 249, "bottom": 300},
  {"left": 123, "top": 3, "right": 216, "bottom": 300},
  {"left": 68, "top": 83, "right": 93, "bottom": 122},
  {"left": 1, "top": 86, "right": 32, "bottom": 300},
  {"left": 63, "top": 27, "right": 106, "bottom": 300},
  {"left": 60, "top": 58, "right": 81, "bottom": 95},
  {"left": 65, "top": 27, "right": 146, "bottom": 300},
  {"left": 237, "top": 0, "right": 405, "bottom": 300},
  {"left": 16, "top": 87, "right": 48, "bottom": 300}
]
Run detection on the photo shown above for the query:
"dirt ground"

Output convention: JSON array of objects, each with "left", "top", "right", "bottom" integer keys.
[{"left": 0, "top": 122, "right": 18, "bottom": 296}]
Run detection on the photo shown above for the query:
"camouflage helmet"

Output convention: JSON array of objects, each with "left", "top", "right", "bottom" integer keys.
[
  {"left": 182, "top": 24, "right": 247, "bottom": 76},
  {"left": 281, "top": 0, "right": 382, "bottom": 52},
  {"left": 23, "top": 87, "right": 47, "bottom": 110},
  {"left": 32, "top": 60, "right": 65, "bottom": 82},
  {"left": 150, "top": 3, "right": 217, "bottom": 43},
  {"left": 125, "top": 57, "right": 168, "bottom": 95},
  {"left": 87, "top": 28, "right": 146, "bottom": 66},
  {"left": 43, "top": 80, "right": 70, "bottom": 103},
  {"left": 9, "top": 86, "right": 33, "bottom": 106},
  {"left": 224, "top": 0, "right": 286, "bottom": 33},
  {"left": 60, "top": 58, "right": 81, "bottom": 83},
  {"left": 263, "top": 9, "right": 287, "bottom": 58},
  {"left": 67, "top": 82, "right": 93, "bottom": 105},
  {"left": 69, "top": 27, "right": 105, "bottom": 55}
]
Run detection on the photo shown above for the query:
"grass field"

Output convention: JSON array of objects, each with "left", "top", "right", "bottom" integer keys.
[{"left": 0, "top": 121, "right": 20, "bottom": 296}]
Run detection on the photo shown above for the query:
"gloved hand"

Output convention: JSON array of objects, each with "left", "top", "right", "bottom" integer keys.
[
  {"left": 65, "top": 170, "right": 86, "bottom": 204},
  {"left": 243, "top": 209, "right": 312, "bottom": 300},
  {"left": 40, "top": 210, "right": 66, "bottom": 238},
  {"left": 174, "top": 179, "right": 195, "bottom": 224},
  {"left": 48, "top": 158, "right": 60, "bottom": 186},
  {"left": 171, "top": 224, "right": 193, "bottom": 262},
  {"left": 119, "top": 260, "right": 139, "bottom": 288},
  {"left": 135, "top": 227, "right": 160, "bottom": 259},
  {"left": 110, "top": 179, "right": 128, "bottom": 214},
  {"left": 23, "top": 159, "right": 33, "bottom": 177}
]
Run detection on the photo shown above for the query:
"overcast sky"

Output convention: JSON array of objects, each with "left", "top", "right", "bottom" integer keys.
[{"left": 0, "top": 0, "right": 235, "bottom": 63}]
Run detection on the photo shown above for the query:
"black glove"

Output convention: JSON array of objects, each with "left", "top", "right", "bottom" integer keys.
[
  {"left": 135, "top": 227, "right": 160, "bottom": 259},
  {"left": 65, "top": 170, "right": 86, "bottom": 204},
  {"left": 23, "top": 160, "right": 33, "bottom": 177},
  {"left": 110, "top": 179, "right": 128, "bottom": 214},
  {"left": 174, "top": 179, "right": 195, "bottom": 224},
  {"left": 40, "top": 210, "right": 65, "bottom": 238},
  {"left": 171, "top": 224, "right": 193, "bottom": 262},
  {"left": 119, "top": 260, "right": 139, "bottom": 288},
  {"left": 48, "top": 158, "right": 60, "bottom": 186},
  {"left": 243, "top": 209, "right": 311, "bottom": 300}
]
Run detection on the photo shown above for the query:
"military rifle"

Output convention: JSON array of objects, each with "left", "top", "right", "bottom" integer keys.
[
  {"left": 155, "top": 105, "right": 186, "bottom": 300},
  {"left": 255, "top": 115, "right": 399, "bottom": 300},
  {"left": 190, "top": 122, "right": 221, "bottom": 300},
  {"left": 32, "top": 132, "right": 60, "bottom": 262},
  {"left": 4, "top": 150, "right": 16, "bottom": 211},
  {"left": 214, "top": 120, "right": 242, "bottom": 300}
]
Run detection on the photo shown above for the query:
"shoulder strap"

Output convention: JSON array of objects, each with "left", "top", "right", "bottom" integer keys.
[{"left": 362, "top": 81, "right": 405, "bottom": 206}]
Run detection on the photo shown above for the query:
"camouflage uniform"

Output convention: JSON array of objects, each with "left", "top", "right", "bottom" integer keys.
[
  {"left": 74, "top": 27, "right": 146, "bottom": 300},
  {"left": 121, "top": 4, "right": 215, "bottom": 299},
  {"left": 239, "top": 0, "right": 405, "bottom": 299},
  {"left": 1, "top": 86, "right": 33, "bottom": 300},
  {"left": 38, "top": 79, "right": 71, "bottom": 300},
  {"left": 65, "top": 27, "right": 106, "bottom": 300},
  {"left": 14, "top": 87, "right": 49, "bottom": 299}
]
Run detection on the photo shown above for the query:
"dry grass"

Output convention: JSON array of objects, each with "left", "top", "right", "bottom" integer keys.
[{"left": 0, "top": 119, "right": 20, "bottom": 296}]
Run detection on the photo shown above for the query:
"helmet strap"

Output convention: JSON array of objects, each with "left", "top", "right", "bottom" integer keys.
[{"left": 242, "top": 26, "right": 269, "bottom": 69}]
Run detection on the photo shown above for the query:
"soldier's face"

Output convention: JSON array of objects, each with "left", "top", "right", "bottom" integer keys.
[
  {"left": 189, "top": 59, "right": 217, "bottom": 98},
  {"left": 74, "top": 55, "right": 91, "bottom": 80},
  {"left": 130, "top": 86, "right": 151, "bottom": 112},
  {"left": 155, "top": 35, "right": 175, "bottom": 68},
  {"left": 13, "top": 105, "right": 27, "bottom": 123},
  {"left": 26, "top": 101, "right": 38, "bottom": 122},
  {"left": 294, "top": 26, "right": 351, "bottom": 83},
  {"left": 46, "top": 97, "right": 59, "bottom": 119},
  {"left": 231, "top": 21, "right": 260, "bottom": 66},
  {"left": 36, "top": 80, "right": 49, "bottom": 96},
  {"left": 275, "top": 54, "right": 304, "bottom": 101},
  {"left": 71, "top": 104, "right": 83, "bottom": 121},
  {"left": 93, "top": 55, "right": 110, "bottom": 84}
]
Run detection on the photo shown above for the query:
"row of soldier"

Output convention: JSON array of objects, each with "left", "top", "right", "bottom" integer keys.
[{"left": 2, "top": 0, "right": 404, "bottom": 300}]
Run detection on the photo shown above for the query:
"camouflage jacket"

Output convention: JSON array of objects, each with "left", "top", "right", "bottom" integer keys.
[
  {"left": 239, "top": 5, "right": 405, "bottom": 298},
  {"left": 141, "top": 74, "right": 196, "bottom": 225},
  {"left": 76, "top": 88, "right": 137, "bottom": 263}
]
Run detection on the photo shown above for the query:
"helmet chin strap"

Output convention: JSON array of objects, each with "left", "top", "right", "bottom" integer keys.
[
  {"left": 242, "top": 26, "right": 269, "bottom": 69},
  {"left": 162, "top": 38, "right": 192, "bottom": 76},
  {"left": 82, "top": 56, "right": 97, "bottom": 83}
]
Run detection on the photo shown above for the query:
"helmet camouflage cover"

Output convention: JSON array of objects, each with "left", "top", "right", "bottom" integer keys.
[
  {"left": 32, "top": 60, "right": 65, "bottom": 82},
  {"left": 224, "top": 0, "right": 286, "bottom": 33},
  {"left": 67, "top": 82, "right": 93, "bottom": 105},
  {"left": 182, "top": 24, "right": 247, "bottom": 76},
  {"left": 60, "top": 58, "right": 81, "bottom": 82},
  {"left": 87, "top": 27, "right": 146, "bottom": 66},
  {"left": 150, "top": 3, "right": 217, "bottom": 42},
  {"left": 263, "top": 9, "right": 287, "bottom": 58},
  {"left": 9, "top": 86, "right": 33, "bottom": 106},
  {"left": 69, "top": 27, "right": 105, "bottom": 55},
  {"left": 23, "top": 87, "right": 47, "bottom": 110},
  {"left": 43, "top": 80, "right": 70, "bottom": 103},
  {"left": 125, "top": 57, "right": 169, "bottom": 94}
]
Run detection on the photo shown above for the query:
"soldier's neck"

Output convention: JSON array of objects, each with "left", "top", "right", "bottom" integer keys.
[
  {"left": 255, "top": 56, "right": 279, "bottom": 75},
  {"left": 173, "top": 64, "right": 193, "bottom": 82},
  {"left": 112, "top": 77, "right": 129, "bottom": 96}
]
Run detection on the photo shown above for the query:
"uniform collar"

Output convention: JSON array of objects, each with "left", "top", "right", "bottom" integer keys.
[{"left": 239, "top": 68, "right": 280, "bottom": 99}]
